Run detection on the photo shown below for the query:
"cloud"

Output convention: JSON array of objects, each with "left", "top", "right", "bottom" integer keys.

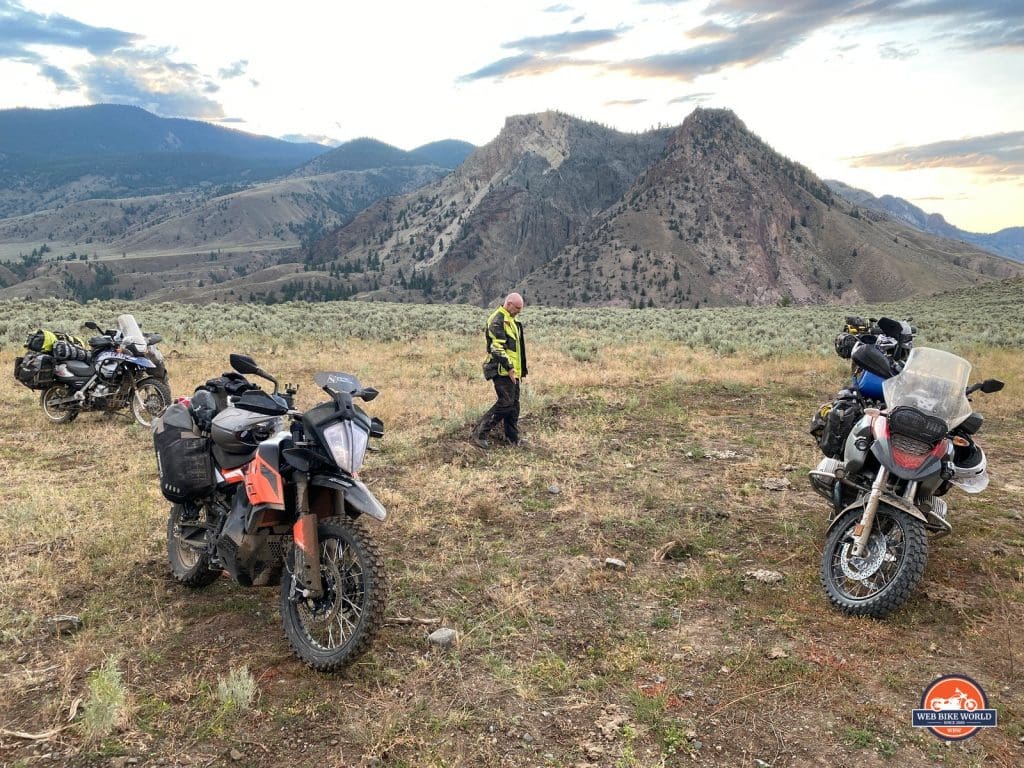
[
  {"left": 849, "top": 131, "right": 1024, "bottom": 176},
  {"left": 218, "top": 59, "right": 248, "bottom": 79},
  {"left": 216, "top": 117, "right": 246, "bottom": 123},
  {"left": 502, "top": 28, "right": 624, "bottom": 55},
  {"left": 0, "top": 2, "right": 230, "bottom": 118},
  {"left": 79, "top": 50, "right": 224, "bottom": 119},
  {"left": 604, "top": 98, "right": 647, "bottom": 106},
  {"left": 543, "top": 4, "right": 572, "bottom": 12},
  {"left": 0, "top": 0, "right": 138, "bottom": 56},
  {"left": 459, "top": 53, "right": 597, "bottom": 82},
  {"left": 460, "top": 27, "right": 622, "bottom": 82},
  {"left": 280, "top": 133, "right": 340, "bottom": 146},
  {"left": 462, "top": 1, "right": 1024, "bottom": 90},
  {"left": 878, "top": 42, "right": 919, "bottom": 59},
  {"left": 38, "top": 63, "right": 77, "bottom": 91},
  {"left": 669, "top": 91, "right": 715, "bottom": 104}
]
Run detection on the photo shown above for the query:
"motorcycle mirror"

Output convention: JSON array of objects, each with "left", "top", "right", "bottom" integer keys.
[
  {"left": 84, "top": 321, "right": 101, "bottom": 332},
  {"left": 229, "top": 353, "right": 261, "bottom": 375},
  {"left": 851, "top": 343, "right": 894, "bottom": 380},
  {"left": 875, "top": 317, "right": 903, "bottom": 338},
  {"left": 980, "top": 378, "right": 1005, "bottom": 394},
  {"left": 358, "top": 387, "right": 379, "bottom": 402}
]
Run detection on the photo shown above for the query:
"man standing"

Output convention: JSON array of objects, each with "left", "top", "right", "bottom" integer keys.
[{"left": 472, "top": 292, "right": 527, "bottom": 448}]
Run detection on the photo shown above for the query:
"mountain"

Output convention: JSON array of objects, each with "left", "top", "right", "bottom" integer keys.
[
  {"left": 306, "top": 111, "right": 673, "bottom": 304},
  {"left": 0, "top": 104, "right": 330, "bottom": 217},
  {"left": 0, "top": 104, "right": 325, "bottom": 161},
  {"left": 303, "top": 109, "right": 1020, "bottom": 307},
  {"left": 826, "top": 180, "right": 1024, "bottom": 263},
  {"left": 294, "top": 138, "right": 475, "bottom": 176},
  {"left": 411, "top": 140, "right": 477, "bottom": 168},
  {"left": 297, "top": 138, "right": 428, "bottom": 174}
]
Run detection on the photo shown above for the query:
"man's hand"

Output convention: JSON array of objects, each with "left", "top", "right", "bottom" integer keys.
[{"left": 508, "top": 369, "right": 517, "bottom": 382}]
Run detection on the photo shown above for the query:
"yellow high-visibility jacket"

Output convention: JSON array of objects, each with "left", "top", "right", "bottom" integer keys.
[{"left": 483, "top": 306, "right": 528, "bottom": 379}]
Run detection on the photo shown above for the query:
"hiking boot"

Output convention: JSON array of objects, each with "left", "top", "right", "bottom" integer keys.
[{"left": 472, "top": 435, "right": 490, "bottom": 449}]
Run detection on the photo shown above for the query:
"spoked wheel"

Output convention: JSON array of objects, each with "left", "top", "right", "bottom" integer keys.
[
  {"left": 40, "top": 384, "right": 79, "bottom": 424},
  {"left": 821, "top": 504, "right": 928, "bottom": 618},
  {"left": 167, "top": 504, "right": 220, "bottom": 587},
  {"left": 280, "top": 517, "right": 386, "bottom": 672},
  {"left": 131, "top": 377, "right": 171, "bottom": 427}
]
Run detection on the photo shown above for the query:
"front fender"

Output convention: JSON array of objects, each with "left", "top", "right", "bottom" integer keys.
[
  {"left": 344, "top": 478, "right": 387, "bottom": 522},
  {"left": 310, "top": 474, "right": 386, "bottom": 522},
  {"left": 825, "top": 494, "right": 930, "bottom": 537}
]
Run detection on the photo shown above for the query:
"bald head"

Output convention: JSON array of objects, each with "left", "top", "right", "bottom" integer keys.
[{"left": 504, "top": 292, "right": 524, "bottom": 316}]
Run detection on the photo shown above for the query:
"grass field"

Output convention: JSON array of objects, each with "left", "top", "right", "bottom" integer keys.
[{"left": 1, "top": 293, "right": 1023, "bottom": 767}]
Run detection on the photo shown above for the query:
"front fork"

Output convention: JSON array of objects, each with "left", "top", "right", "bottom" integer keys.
[
  {"left": 851, "top": 467, "right": 888, "bottom": 558},
  {"left": 290, "top": 474, "right": 324, "bottom": 598}
]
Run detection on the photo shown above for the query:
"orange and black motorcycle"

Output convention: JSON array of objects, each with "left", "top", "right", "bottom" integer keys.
[{"left": 155, "top": 354, "right": 387, "bottom": 671}]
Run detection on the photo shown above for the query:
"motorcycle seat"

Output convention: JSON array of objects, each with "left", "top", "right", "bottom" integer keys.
[{"left": 63, "top": 360, "right": 95, "bottom": 377}]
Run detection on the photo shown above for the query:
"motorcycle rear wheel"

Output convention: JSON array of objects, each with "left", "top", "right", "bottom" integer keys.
[
  {"left": 279, "top": 517, "right": 387, "bottom": 672},
  {"left": 40, "top": 384, "right": 79, "bottom": 424},
  {"left": 167, "top": 504, "right": 220, "bottom": 587},
  {"left": 820, "top": 504, "right": 928, "bottom": 618},
  {"left": 131, "top": 377, "right": 171, "bottom": 427}
]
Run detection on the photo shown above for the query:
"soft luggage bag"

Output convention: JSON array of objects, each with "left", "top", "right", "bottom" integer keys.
[
  {"left": 52, "top": 339, "right": 90, "bottom": 362},
  {"left": 818, "top": 396, "right": 863, "bottom": 459},
  {"left": 15, "top": 353, "right": 55, "bottom": 390},
  {"left": 153, "top": 403, "right": 215, "bottom": 503}
]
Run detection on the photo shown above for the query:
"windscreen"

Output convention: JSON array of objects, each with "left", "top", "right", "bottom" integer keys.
[
  {"left": 117, "top": 314, "right": 146, "bottom": 346},
  {"left": 882, "top": 347, "right": 972, "bottom": 428},
  {"left": 314, "top": 371, "right": 361, "bottom": 393}
]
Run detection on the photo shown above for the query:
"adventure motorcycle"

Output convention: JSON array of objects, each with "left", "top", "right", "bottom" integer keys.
[
  {"left": 39, "top": 314, "right": 171, "bottom": 427},
  {"left": 157, "top": 354, "right": 387, "bottom": 671},
  {"left": 808, "top": 345, "right": 1003, "bottom": 618}
]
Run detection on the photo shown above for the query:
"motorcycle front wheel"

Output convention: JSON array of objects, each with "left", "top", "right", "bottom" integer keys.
[
  {"left": 279, "top": 517, "right": 387, "bottom": 672},
  {"left": 820, "top": 504, "right": 928, "bottom": 618},
  {"left": 40, "top": 384, "right": 79, "bottom": 424},
  {"left": 167, "top": 504, "right": 220, "bottom": 587},
  {"left": 131, "top": 377, "right": 171, "bottom": 427}
]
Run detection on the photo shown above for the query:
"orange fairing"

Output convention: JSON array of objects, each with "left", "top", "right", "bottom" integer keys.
[{"left": 244, "top": 452, "right": 285, "bottom": 508}]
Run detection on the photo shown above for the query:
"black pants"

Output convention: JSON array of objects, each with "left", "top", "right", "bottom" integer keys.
[{"left": 474, "top": 376, "right": 520, "bottom": 443}]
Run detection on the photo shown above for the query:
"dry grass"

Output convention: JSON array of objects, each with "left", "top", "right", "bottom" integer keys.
[{"left": 0, "top": 326, "right": 1022, "bottom": 767}]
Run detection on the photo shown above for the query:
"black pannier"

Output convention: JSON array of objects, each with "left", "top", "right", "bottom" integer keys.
[
  {"left": 815, "top": 396, "right": 864, "bottom": 459},
  {"left": 15, "top": 353, "right": 56, "bottom": 390},
  {"left": 153, "top": 403, "right": 215, "bottom": 503}
]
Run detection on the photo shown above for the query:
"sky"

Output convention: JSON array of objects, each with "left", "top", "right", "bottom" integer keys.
[{"left": 1, "top": 0, "right": 1022, "bottom": 233}]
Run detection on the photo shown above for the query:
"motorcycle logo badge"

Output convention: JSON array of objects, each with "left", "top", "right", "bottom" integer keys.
[{"left": 912, "top": 675, "right": 997, "bottom": 740}]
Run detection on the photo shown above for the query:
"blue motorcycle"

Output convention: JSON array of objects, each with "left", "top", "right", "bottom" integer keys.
[{"left": 40, "top": 314, "right": 171, "bottom": 426}]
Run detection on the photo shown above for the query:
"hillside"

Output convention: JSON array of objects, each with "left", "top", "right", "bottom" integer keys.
[
  {"left": 306, "top": 111, "right": 673, "bottom": 304},
  {"left": 305, "top": 109, "right": 1020, "bottom": 307},
  {"left": 522, "top": 110, "right": 1018, "bottom": 307},
  {"left": 0, "top": 165, "right": 449, "bottom": 302},
  {"left": 827, "top": 180, "right": 1024, "bottom": 263}
]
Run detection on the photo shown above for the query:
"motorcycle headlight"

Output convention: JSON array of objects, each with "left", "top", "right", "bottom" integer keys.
[{"left": 321, "top": 420, "right": 368, "bottom": 474}]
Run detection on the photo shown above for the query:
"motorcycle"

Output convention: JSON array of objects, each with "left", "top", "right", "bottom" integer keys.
[
  {"left": 158, "top": 354, "right": 388, "bottom": 671},
  {"left": 39, "top": 314, "right": 171, "bottom": 427},
  {"left": 808, "top": 344, "right": 1003, "bottom": 617},
  {"left": 930, "top": 690, "right": 979, "bottom": 711}
]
